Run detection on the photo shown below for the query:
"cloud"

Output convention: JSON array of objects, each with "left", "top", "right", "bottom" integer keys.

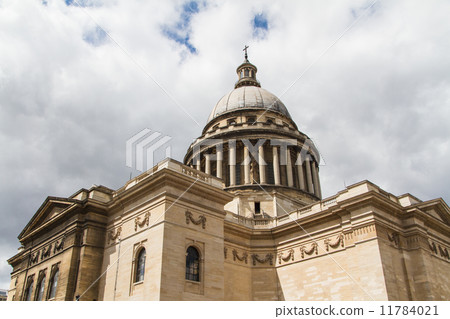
[
  {"left": 0, "top": 0, "right": 449, "bottom": 290},
  {"left": 83, "top": 25, "right": 108, "bottom": 46},
  {"left": 252, "top": 12, "right": 268, "bottom": 39},
  {"left": 161, "top": 0, "right": 206, "bottom": 54},
  {"left": 64, "top": 0, "right": 100, "bottom": 7}
]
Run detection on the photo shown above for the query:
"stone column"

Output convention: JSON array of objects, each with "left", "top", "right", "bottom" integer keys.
[
  {"left": 312, "top": 161, "right": 322, "bottom": 198},
  {"left": 296, "top": 152, "right": 306, "bottom": 191},
  {"left": 229, "top": 144, "right": 236, "bottom": 186},
  {"left": 216, "top": 148, "right": 223, "bottom": 179},
  {"left": 286, "top": 148, "right": 294, "bottom": 187},
  {"left": 244, "top": 146, "right": 250, "bottom": 184},
  {"left": 196, "top": 152, "right": 201, "bottom": 171},
  {"left": 273, "top": 146, "right": 280, "bottom": 185},
  {"left": 305, "top": 156, "right": 314, "bottom": 193},
  {"left": 205, "top": 153, "right": 211, "bottom": 175},
  {"left": 258, "top": 144, "right": 266, "bottom": 184}
]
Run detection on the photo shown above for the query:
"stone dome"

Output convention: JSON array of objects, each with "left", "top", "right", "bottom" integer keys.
[
  {"left": 185, "top": 50, "right": 322, "bottom": 202},
  {"left": 207, "top": 86, "right": 292, "bottom": 123}
]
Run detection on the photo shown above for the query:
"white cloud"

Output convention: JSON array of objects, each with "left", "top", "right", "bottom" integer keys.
[{"left": 1, "top": 0, "right": 449, "bottom": 289}]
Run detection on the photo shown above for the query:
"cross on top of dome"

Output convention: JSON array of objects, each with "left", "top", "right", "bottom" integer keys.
[
  {"left": 235, "top": 45, "right": 260, "bottom": 89},
  {"left": 243, "top": 45, "right": 249, "bottom": 61}
]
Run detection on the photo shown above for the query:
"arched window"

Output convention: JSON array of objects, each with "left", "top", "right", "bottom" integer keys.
[
  {"left": 48, "top": 269, "right": 59, "bottom": 300},
  {"left": 35, "top": 274, "right": 46, "bottom": 301},
  {"left": 135, "top": 248, "right": 146, "bottom": 283},
  {"left": 24, "top": 278, "right": 34, "bottom": 301},
  {"left": 185, "top": 246, "right": 200, "bottom": 282},
  {"left": 246, "top": 116, "right": 256, "bottom": 124}
]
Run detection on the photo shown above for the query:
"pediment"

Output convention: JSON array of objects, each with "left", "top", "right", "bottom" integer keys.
[
  {"left": 426, "top": 208, "right": 444, "bottom": 222},
  {"left": 19, "top": 197, "right": 79, "bottom": 240},
  {"left": 419, "top": 199, "right": 450, "bottom": 226},
  {"left": 42, "top": 205, "right": 65, "bottom": 224}
]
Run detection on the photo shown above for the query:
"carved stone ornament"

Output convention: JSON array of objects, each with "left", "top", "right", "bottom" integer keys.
[
  {"left": 324, "top": 233, "right": 344, "bottom": 251},
  {"left": 53, "top": 238, "right": 64, "bottom": 254},
  {"left": 224, "top": 247, "right": 228, "bottom": 259},
  {"left": 300, "top": 242, "right": 318, "bottom": 258},
  {"left": 387, "top": 231, "right": 400, "bottom": 247},
  {"left": 30, "top": 251, "right": 40, "bottom": 265},
  {"left": 252, "top": 253, "right": 273, "bottom": 266},
  {"left": 41, "top": 244, "right": 52, "bottom": 259},
  {"left": 278, "top": 249, "right": 294, "bottom": 264},
  {"left": 108, "top": 226, "right": 122, "bottom": 243},
  {"left": 438, "top": 245, "right": 449, "bottom": 259},
  {"left": 232, "top": 249, "right": 248, "bottom": 264},
  {"left": 135, "top": 212, "right": 150, "bottom": 231},
  {"left": 429, "top": 241, "right": 438, "bottom": 254},
  {"left": 185, "top": 210, "right": 206, "bottom": 229}
]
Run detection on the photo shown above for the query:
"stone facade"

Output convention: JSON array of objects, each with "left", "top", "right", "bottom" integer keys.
[{"left": 7, "top": 57, "right": 450, "bottom": 301}]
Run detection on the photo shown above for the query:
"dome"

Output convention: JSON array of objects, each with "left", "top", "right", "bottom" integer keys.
[
  {"left": 207, "top": 86, "right": 292, "bottom": 123},
  {"left": 185, "top": 49, "right": 322, "bottom": 201}
]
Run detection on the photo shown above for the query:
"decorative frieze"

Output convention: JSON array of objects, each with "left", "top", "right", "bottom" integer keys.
[
  {"left": 429, "top": 241, "right": 438, "bottom": 254},
  {"left": 41, "top": 244, "right": 52, "bottom": 259},
  {"left": 28, "top": 236, "right": 66, "bottom": 266},
  {"left": 324, "top": 233, "right": 344, "bottom": 251},
  {"left": 30, "top": 251, "right": 40, "bottom": 265},
  {"left": 185, "top": 210, "right": 206, "bottom": 229},
  {"left": 429, "top": 240, "right": 449, "bottom": 260},
  {"left": 252, "top": 253, "right": 273, "bottom": 266},
  {"left": 406, "top": 236, "right": 419, "bottom": 248},
  {"left": 108, "top": 226, "right": 122, "bottom": 244},
  {"left": 135, "top": 212, "right": 150, "bottom": 231},
  {"left": 232, "top": 249, "right": 248, "bottom": 264},
  {"left": 354, "top": 225, "right": 375, "bottom": 235},
  {"left": 278, "top": 249, "right": 294, "bottom": 264},
  {"left": 439, "top": 246, "right": 449, "bottom": 259},
  {"left": 300, "top": 242, "right": 318, "bottom": 258},
  {"left": 344, "top": 233, "right": 353, "bottom": 241},
  {"left": 53, "top": 238, "right": 64, "bottom": 254}
]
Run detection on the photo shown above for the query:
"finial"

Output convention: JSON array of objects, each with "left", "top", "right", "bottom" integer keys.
[{"left": 243, "top": 45, "right": 249, "bottom": 61}]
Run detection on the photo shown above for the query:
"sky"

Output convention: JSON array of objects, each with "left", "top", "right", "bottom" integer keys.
[{"left": 1, "top": 0, "right": 449, "bottom": 290}]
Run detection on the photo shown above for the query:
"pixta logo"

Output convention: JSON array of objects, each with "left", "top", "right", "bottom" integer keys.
[{"left": 126, "top": 128, "right": 172, "bottom": 172}]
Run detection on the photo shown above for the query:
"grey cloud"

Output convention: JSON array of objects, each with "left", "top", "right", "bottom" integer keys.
[{"left": 0, "top": 0, "right": 449, "bottom": 289}]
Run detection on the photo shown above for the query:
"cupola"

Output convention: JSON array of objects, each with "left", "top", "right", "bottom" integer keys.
[{"left": 234, "top": 45, "right": 261, "bottom": 88}]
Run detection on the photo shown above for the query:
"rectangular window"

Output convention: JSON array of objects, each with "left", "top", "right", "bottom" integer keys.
[{"left": 255, "top": 202, "right": 261, "bottom": 214}]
